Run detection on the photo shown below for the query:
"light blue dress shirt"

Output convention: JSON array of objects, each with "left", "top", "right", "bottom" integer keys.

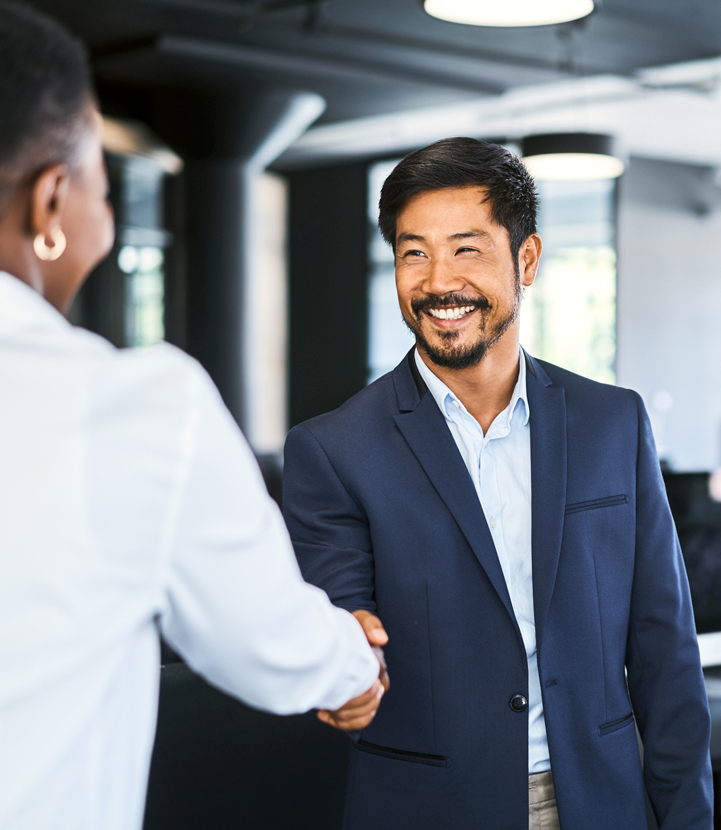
[{"left": 414, "top": 348, "right": 550, "bottom": 774}]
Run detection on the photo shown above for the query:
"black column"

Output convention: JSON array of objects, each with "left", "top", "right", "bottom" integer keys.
[
  {"left": 287, "top": 162, "right": 369, "bottom": 428},
  {"left": 182, "top": 158, "right": 245, "bottom": 421},
  {"left": 151, "top": 88, "right": 322, "bottom": 431}
]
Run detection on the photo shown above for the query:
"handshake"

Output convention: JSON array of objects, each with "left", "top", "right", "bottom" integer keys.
[{"left": 317, "top": 610, "right": 390, "bottom": 732}]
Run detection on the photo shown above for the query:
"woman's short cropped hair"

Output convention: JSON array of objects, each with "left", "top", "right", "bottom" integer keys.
[
  {"left": 378, "top": 137, "right": 538, "bottom": 261},
  {"left": 0, "top": 2, "right": 91, "bottom": 182}
]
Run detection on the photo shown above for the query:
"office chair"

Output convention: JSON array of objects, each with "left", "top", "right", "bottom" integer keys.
[{"left": 143, "top": 662, "right": 350, "bottom": 830}]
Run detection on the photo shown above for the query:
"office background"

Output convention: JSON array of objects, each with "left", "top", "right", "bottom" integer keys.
[
  {"left": 42, "top": 0, "right": 721, "bottom": 471},
  {"left": 23, "top": 0, "right": 721, "bottom": 827}
]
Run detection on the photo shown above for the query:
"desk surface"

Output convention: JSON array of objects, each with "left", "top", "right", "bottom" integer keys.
[{"left": 704, "top": 669, "right": 721, "bottom": 767}]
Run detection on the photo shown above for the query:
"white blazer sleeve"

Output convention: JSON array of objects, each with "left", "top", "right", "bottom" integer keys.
[{"left": 158, "top": 361, "right": 379, "bottom": 714}]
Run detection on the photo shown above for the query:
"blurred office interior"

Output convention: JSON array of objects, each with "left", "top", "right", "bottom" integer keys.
[{"left": 25, "top": 0, "right": 721, "bottom": 826}]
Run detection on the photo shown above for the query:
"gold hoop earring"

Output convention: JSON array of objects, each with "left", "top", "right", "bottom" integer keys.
[{"left": 33, "top": 228, "right": 67, "bottom": 262}]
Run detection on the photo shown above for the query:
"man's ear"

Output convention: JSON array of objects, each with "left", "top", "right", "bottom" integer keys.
[
  {"left": 519, "top": 233, "right": 542, "bottom": 288},
  {"left": 29, "top": 164, "right": 70, "bottom": 241}
]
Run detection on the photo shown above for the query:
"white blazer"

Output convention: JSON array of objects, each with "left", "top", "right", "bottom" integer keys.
[{"left": 0, "top": 271, "right": 378, "bottom": 830}]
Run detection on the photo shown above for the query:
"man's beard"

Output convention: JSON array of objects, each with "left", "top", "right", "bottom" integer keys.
[{"left": 403, "top": 266, "right": 522, "bottom": 370}]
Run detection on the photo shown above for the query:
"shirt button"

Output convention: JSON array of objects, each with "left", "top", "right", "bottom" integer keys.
[
  {"left": 509, "top": 694, "right": 528, "bottom": 713},
  {"left": 489, "top": 517, "right": 497, "bottom": 528},
  {"left": 452, "top": 400, "right": 460, "bottom": 409}
]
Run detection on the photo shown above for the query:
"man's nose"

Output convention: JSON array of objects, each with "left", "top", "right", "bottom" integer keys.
[{"left": 423, "top": 256, "right": 465, "bottom": 295}]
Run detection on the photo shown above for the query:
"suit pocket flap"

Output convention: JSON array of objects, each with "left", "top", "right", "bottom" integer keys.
[
  {"left": 566, "top": 494, "right": 629, "bottom": 515},
  {"left": 355, "top": 739, "right": 449, "bottom": 767},
  {"left": 598, "top": 712, "right": 634, "bottom": 736}
]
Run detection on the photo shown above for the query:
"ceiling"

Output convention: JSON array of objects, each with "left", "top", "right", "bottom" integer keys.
[{"left": 34, "top": 0, "right": 721, "bottom": 126}]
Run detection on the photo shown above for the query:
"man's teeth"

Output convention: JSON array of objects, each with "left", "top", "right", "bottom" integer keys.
[{"left": 427, "top": 305, "right": 475, "bottom": 320}]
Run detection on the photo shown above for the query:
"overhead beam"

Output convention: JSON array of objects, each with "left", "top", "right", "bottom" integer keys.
[
  {"left": 153, "top": 32, "right": 506, "bottom": 94},
  {"left": 129, "top": 0, "right": 633, "bottom": 80}
]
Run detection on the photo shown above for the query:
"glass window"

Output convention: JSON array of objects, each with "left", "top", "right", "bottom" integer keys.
[
  {"left": 69, "top": 153, "right": 170, "bottom": 349},
  {"left": 119, "top": 245, "right": 165, "bottom": 347},
  {"left": 367, "top": 159, "right": 413, "bottom": 384},
  {"left": 520, "top": 178, "right": 617, "bottom": 384}
]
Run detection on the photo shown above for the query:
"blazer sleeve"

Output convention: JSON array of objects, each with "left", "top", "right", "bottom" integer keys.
[
  {"left": 625, "top": 392, "right": 713, "bottom": 829},
  {"left": 283, "top": 422, "right": 376, "bottom": 614}
]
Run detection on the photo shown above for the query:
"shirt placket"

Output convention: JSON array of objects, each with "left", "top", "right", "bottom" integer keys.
[{"left": 479, "top": 437, "right": 513, "bottom": 595}]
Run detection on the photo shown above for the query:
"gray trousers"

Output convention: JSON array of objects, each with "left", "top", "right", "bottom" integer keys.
[{"left": 529, "top": 770, "right": 560, "bottom": 830}]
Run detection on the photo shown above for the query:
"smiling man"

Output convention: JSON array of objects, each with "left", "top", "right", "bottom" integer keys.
[{"left": 283, "top": 138, "right": 712, "bottom": 830}]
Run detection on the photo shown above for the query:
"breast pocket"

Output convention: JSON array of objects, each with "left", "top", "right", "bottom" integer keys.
[
  {"left": 565, "top": 494, "right": 628, "bottom": 515},
  {"left": 354, "top": 739, "right": 449, "bottom": 768},
  {"left": 598, "top": 712, "right": 634, "bottom": 736}
]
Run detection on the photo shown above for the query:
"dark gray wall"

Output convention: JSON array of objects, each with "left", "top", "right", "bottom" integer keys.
[{"left": 287, "top": 162, "right": 370, "bottom": 428}]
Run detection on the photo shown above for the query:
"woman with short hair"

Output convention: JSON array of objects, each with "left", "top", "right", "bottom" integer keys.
[{"left": 0, "top": 5, "right": 385, "bottom": 829}]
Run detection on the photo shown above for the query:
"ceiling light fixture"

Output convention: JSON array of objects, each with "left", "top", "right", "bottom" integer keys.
[
  {"left": 521, "top": 132, "right": 624, "bottom": 181},
  {"left": 423, "top": 0, "right": 594, "bottom": 27}
]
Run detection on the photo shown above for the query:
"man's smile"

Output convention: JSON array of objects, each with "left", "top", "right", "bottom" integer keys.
[
  {"left": 414, "top": 296, "right": 490, "bottom": 333},
  {"left": 425, "top": 304, "right": 477, "bottom": 321},
  {"left": 411, "top": 293, "right": 491, "bottom": 335}
]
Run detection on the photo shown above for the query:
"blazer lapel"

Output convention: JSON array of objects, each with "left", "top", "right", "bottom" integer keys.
[
  {"left": 526, "top": 357, "right": 567, "bottom": 649},
  {"left": 392, "top": 354, "right": 518, "bottom": 627}
]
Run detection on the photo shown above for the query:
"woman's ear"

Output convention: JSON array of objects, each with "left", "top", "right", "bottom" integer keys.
[{"left": 29, "top": 164, "right": 70, "bottom": 243}]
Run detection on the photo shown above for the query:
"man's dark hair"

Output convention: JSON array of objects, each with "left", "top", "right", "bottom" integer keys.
[
  {"left": 378, "top": 137, "right": 538, "bottom": 262},
  {"left": 0, "top": 2, "right": 92, "bottom": 192}
]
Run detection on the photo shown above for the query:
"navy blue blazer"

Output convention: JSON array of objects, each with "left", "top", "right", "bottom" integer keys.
[{"left": 283, "top": 352, "right": 712, "bottom": 830}]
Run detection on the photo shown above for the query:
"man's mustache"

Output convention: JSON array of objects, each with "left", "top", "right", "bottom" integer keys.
[{"left": 411, "top": 293, "right": 491, "bottom": 317}]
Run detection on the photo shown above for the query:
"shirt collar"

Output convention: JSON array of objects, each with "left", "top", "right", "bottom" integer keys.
[
  {"left": 413, "top": 347, "right": 530, "bottom": 429},
  {"left": 0, "top": 271, "right": 71, "bottom": 332}
]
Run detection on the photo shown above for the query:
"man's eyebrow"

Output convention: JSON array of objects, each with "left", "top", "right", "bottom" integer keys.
[
  {"left": 450, "top": 230, "right": 489, "bottom": 241},
  {"left": 396, "top": 232, "right": 425, "bottom": 245},
  {"left": 396, "top": 230, "right": 490, "bottom": 244}
]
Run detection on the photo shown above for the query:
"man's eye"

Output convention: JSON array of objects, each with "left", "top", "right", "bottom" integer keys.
[
  {"left": 456, "top": 247, "right": 477, "bottom": 254},
  {"left": 401, "top": 250, "right": 426, "bottom": 258}
]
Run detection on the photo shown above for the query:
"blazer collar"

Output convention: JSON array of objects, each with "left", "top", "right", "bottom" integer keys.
[
  {"left": 526, "top": 358, "right": 566, "bottom": 650},
  {"left": 392, "top": 350, "right": 521, "bottom": 637},
  {"left": 392, "top": 347, "right": 566, "bottom": 649},
  {"left": 395, "top": 346, "right": 543, "bottom": 412},
  {"left": 393, "top": 348, "right": 427, "bottom": 412}
]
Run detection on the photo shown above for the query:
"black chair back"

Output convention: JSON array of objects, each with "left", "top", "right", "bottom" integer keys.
[{"left": 143, "top": 663, "right": 350, "bottom": 830}]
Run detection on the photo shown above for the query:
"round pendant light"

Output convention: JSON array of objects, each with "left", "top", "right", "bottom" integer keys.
[
  {"left": 423, "top": 0, "right": 594, "bottom": 27},
  {"left": 522, "top": 133, "right": 624, "bottom": 181}
]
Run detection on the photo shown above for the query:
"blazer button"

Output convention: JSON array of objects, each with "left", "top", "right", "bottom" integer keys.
[{"left": 509, "top": 694, "right": 528, "bottom": 712}]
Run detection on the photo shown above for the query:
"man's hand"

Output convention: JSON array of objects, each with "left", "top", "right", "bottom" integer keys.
[
  {"left": 316, "top": 609, "right": 390, "bottom": 731},
  {"left": 352, "top": 609, "right": 389, "bottom": 647},
  {"left": 353, "top": 609, "right": 390, "bottom": 693},
  {"left": 317, "top": 678, "right": 385, "bottom": 731}
]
